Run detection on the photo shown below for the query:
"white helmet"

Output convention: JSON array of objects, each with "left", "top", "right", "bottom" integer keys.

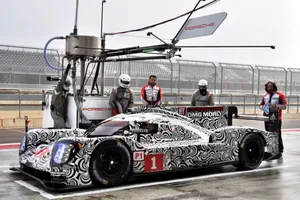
[
  {"left": 198, "top": 79, "right": 208, "bottom": 86},
  {"left": 118, "top": 74, "right": 131, "bottom": 88},
  {"left": 63, "top": 76, "right": 72, "bottom": 91}
]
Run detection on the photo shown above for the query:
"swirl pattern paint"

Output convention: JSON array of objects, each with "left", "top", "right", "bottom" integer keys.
[{"left": 18, "top": 106, "right": 279, "bottom": 188}]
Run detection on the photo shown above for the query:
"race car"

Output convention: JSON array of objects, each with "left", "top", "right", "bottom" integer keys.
[{"left": 12, "top": 105, "right": 280, "bottom": 190}]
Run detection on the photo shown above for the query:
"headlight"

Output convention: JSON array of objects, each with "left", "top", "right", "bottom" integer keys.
[
  {"left": 19, "top": 135, "right": 27, "bottom": 153},
  {"left": 51, "top": 140, "right": 82, "bottom": 166}
]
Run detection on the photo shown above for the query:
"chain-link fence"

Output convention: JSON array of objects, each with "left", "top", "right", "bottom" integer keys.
[
  {"left": 256, "top": 65, "right": 287, "bottom": 95},
  {"left": 288, "top": 68, "right": 300, "bottom": 95},
  {"left": 176, "top": 59, "right": 217, "bottom": 94},
  {"left": 219, "top": 62, "right": 255, "bottom": 94},
  {"left": 1, "top": 44, "right": 300, "bottom": 95}
]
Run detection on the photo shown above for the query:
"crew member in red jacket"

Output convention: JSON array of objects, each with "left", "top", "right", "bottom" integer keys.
[
  {"left": 141, "top": 75, "right": 162, "bottom": 106},
  {"left": 260, "top": 80, "right": 287, "bottom": 156}
]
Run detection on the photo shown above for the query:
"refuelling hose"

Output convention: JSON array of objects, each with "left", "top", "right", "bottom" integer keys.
[{"left": 43, "top": 36, "right": 65, "bottom": 71}]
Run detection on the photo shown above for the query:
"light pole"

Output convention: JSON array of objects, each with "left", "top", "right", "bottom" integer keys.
[
  {"left": 113, "top": 71, "right": 117, "bottom": 87},
  {"left": 100, "top": 0, "right": 106, "bottom": 96},
  {"left": 100, "top": 0, "right": 106, "bottom": 38}
]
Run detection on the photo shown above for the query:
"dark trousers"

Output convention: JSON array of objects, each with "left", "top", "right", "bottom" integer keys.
[{"left": 265, "top": 120, "right": 283, "bottom": 153}]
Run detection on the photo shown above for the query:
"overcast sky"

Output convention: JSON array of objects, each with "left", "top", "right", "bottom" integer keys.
[{"left": 0, "top": 0, "right": 298, "bottom": 68}]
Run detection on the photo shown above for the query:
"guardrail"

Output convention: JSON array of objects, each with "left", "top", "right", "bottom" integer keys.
[{"left": 0, "top": 89, "right": 21, "bottom": 118}]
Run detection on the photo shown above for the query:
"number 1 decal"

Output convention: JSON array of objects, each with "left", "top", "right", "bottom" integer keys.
[
  {"left": 144, "top": 154, "right": 163, "bottom": 172},
  {"left": 151, "top": 156, "right": 157, "bottom": 169}
]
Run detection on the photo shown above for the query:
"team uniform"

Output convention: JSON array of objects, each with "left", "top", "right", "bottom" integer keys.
[
  {"left": 191, "top": 90, "right": 215, "bottom": 106},
  {"left": 109, "top": 74, "right": 134, "bottom": 115},
  {"left": 109, "top": 87, "right": 134, "bottom": 115},
  {"left": 141, "top": 85, "right": 162, "bottom": 106},
  {"left": 260, "top": 91, "right": 287, "bottom": 153},
  {"left": 50, "top": 66, "right": 71, "bottom": 128},
  {"left": 191, "top": 79, "right": 215, "bottom": 106}
]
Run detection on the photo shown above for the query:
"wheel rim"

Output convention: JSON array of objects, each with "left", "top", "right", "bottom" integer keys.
[
  {"left": 98, "top": 149, "right": 123, "bottom": 178},
  {"left": 245, "top": 141, "right": 262, "bottom": 165}
]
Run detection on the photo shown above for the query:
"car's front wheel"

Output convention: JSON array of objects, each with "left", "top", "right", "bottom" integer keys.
[
  {"left": 89, "top": 140, "right": 132, "bottom": 187},
  {"left": 236, "top": 133, "right": 265, "bottom": 170}
]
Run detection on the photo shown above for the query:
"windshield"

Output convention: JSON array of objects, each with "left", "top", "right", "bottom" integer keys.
[{"left": 88, "top": 120, "right": 129, "bottom": 137}]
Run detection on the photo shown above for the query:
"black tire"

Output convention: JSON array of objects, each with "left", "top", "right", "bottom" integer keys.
[
  {"left": 237, "top": 134, "right": 265, "bottom": 170},
  {"left": 89, "top": 140, "right": 132, "bottom": 187}
]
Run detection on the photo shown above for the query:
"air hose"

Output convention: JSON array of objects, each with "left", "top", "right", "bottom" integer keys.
[{"left": 43, "top": 36, "right": 65, "bottom": 71}]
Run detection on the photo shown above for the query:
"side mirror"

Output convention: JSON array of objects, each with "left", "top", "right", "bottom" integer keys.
[{"left": 148, "top": 123, "right": 158, "bottom": 134}]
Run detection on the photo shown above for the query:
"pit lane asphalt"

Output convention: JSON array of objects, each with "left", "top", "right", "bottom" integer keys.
[{"left": 0, "top": 120, "right": 300, "bottom": 200}]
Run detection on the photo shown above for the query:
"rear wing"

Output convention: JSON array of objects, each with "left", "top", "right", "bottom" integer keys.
[
  {"left": 230, "top": 106, "right": 279, "bottom": 132},
  {"left": 167, "top": 106, "right": 279, "bottom": 131}
]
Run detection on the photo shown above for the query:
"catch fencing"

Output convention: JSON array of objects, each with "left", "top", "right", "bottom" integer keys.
[{"left": 1, "top": 44, "right": 300, "bottom": 95}]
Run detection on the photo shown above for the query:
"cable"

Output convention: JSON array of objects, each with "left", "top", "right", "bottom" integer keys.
[
  {"left": 106, "top": 0, "right": 220, "bottom": 36},
  {"left": 113, "top": 34, "right": 170, "bottom": 41},
  {"left": 172, "top": 0, "right": 204, "bottom": 43},
  {"left": 178, "top": 45, "right": 276, "bottom": 49},
  {"left": 78, "top": 60, "right": 97, "bottom": 95},
  {"left": 84, "top": 62, "right": 97, "bottom": 86},
  {"left": 78, "top": 61, "right": 90, "bottom": 95}
]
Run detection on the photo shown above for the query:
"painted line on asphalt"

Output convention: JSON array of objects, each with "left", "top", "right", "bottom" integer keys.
[
  {"left": 15, "top": 180, "right": 52, "bottom": 197},
  {"left": 0, "top": 149, "right": 19, "bottom": 152},
  {"left": 3, "top": 169, "right": 19, "bottom": 173},
  {"left": 0, "top": 165, "right": 12, "bottom": 169},
  {"left": 282, "top": 128, "right": 300, "bottom": 133},
  {"left": 15, "top": 165, "right": 289, "bottom": 200},
  {"left": 0, "top": 143, "right": 20, "bottom": 150}
]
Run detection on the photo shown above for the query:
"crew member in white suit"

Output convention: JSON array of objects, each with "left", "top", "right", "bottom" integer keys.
[{"left": 191, "top": 79, "right": 215, "bottom": 106}]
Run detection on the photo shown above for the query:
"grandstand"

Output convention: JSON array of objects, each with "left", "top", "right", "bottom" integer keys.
[
  {"left": 0, "top": 44, "right": 300, "bottom": 95},
  {"left": 0, "top": 47, "right": 60, "bottom": 74},
  {"left": 104, "top": 60, "right": 172, "bottom": 79}
]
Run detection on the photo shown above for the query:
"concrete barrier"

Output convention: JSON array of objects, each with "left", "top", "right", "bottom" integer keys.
[
  {"left": 2, "top": 118, "right": 42, "bottom": 128},
  {"left": 0, "top": 110, "right": 42, "bottom": 119}
]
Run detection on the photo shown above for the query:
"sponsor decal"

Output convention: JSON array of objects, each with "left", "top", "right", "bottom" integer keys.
[
  {"left": 178, "top": 107, "right": 187, "bottom": 115},
  {"left": 187, "top": 111, "right": 222, "bottom": 118},
  {"left": 144, "top": 154, "right": 164, "bottom": 172},
  {"left": 133, "top": 151, "right": 144, "bottom": 161},
  {"left": 34, "top": 148, "right": 50, "bottom": 158},
  {"left": 52, "top": 171, "right": 66, "bottom": 176},
  {"left": 187, "top": 106, "right": 224, "bottom": 118},
  {"left": 185, "top": 22, "right": 215, "bottom": 31},
  {"left": 132, "top": 129, "right": 149, "bottom": 133}
]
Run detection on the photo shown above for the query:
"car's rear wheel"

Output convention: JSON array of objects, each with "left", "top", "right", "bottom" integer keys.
[
  {"left": 89, "top": 140, "right": 132, "bottom": 187},
  {"left": 236, "top": 133, "right": 265, "bottom": 170}
]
